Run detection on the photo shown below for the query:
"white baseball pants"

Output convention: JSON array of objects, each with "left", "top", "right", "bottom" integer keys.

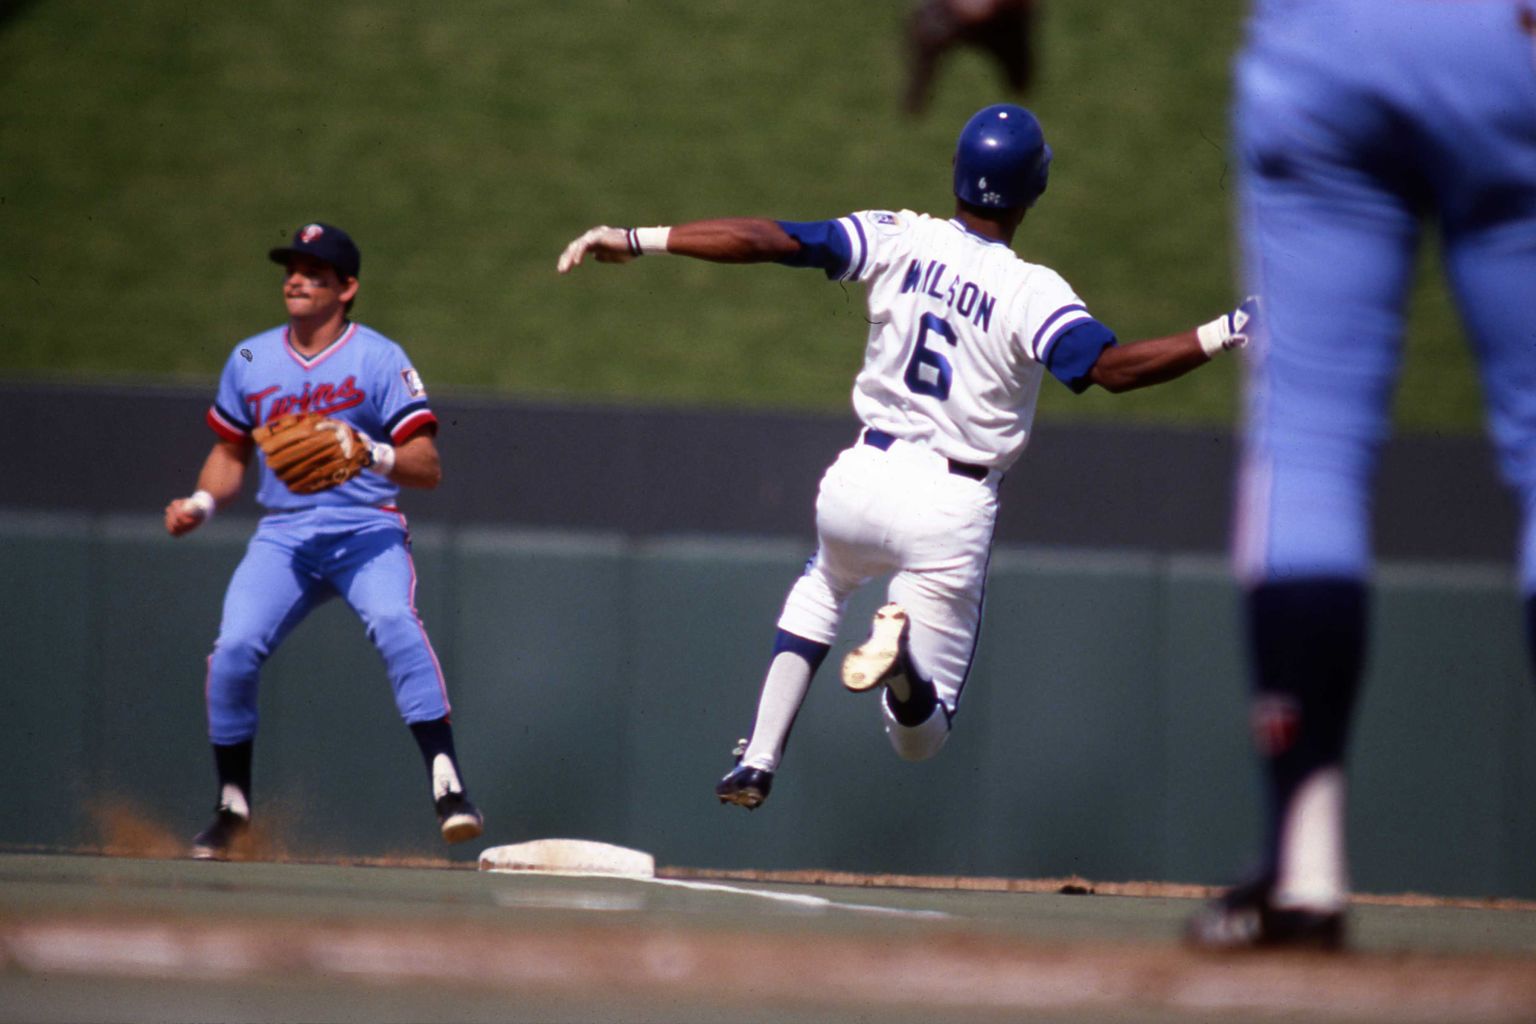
[{"left": 778, "top": 435, "right": 998, "bottom": 756}]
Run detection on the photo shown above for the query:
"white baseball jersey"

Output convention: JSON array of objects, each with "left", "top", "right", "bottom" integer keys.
[
  {"left": 779, "top": 209, "right": 1116, "bottom": 471},
  {"left": 755, "top": 209, "right": 1119, "bottom": 761}
]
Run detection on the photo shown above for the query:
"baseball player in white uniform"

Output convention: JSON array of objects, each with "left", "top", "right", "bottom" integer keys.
[{"left": 558, "top": 104, "right": 1254, "bottom": 809}]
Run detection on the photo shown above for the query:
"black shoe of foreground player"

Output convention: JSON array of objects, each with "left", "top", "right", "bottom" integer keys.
[
  {"left": 716, "top": 764, "right": 774, "bottom": 810},
  {"left": 1184, "top": 878, "right": 1346, "bottom": 951},
  {"left": 191, "top": 808, "right": 250, "bottom": 861},
  {"left": 435, "top": 791, "right": 485, "bottom": 844}
]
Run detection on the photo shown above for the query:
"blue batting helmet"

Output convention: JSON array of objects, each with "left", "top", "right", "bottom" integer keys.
[{"left": 953, "top": 104, "right": 1052, "bottom": 210}]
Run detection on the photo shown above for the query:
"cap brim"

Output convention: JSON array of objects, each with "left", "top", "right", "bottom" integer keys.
[{"left": 268, "top": 247, "right": 356, "bottom": 277}]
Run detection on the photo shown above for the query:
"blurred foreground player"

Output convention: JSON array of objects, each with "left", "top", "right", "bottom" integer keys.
[
  {"left": 1186, "top": 2, "right": 1536, "bottom": 950},
  {"left": 558, "top": 104, "right": 1254, "bottom": 812},
  {"left": 164, "top": 223, "right": 483, "bottom": 859}
]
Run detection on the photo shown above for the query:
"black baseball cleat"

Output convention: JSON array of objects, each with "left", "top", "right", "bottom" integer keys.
[
  {"left": 435, "top": 791, "right": 485, "bottom": 844},
  {"left": 842, "top": 603, "right": 910, "bottom": 692},
  {"left": 716, "top": 764, "right": 773, "bottom": 809},
  {"left": 1184, "top": 878, "right": 1346, "bottom": 951},
  {"left": 190, "top": 808, "right": 250, "bottom": 861}
]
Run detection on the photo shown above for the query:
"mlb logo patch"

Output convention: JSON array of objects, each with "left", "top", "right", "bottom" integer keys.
[
  {"left": 401, "top": 368, "right": 426, "bottom": 397},
  {"left": 872, "top": 211, "right": 906, "bottom": 235}
]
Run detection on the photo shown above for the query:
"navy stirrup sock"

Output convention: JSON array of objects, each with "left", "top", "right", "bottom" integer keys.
[
  {"left": 409, "top": 717, "right": 463, "bottom": 783},
  {"left": 772, "top": 629, "right": 830, "bottom": 672},
  {"left": 212, "top": 739, "right": 254, "bottom": 808},
  {"left": 1246, "top": 578, "right": 1367, "bottom": 876}
]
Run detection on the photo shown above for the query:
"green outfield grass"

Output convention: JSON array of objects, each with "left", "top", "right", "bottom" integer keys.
[{"left": 0, "top": 1, "right": 1479, "bottom": 429}]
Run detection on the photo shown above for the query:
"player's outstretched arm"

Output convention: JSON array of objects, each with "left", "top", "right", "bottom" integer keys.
[
  {"left": 164, "top": 438, "right": 251, "bottom": 536},
  {"left": 557, "top": 219, "right": 799, "bottom": 273},
  {"left": 1088, "top": 298, "right": 1256, "bottom": 393}
]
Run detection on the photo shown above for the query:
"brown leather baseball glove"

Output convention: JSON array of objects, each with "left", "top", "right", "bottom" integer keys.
[{"left": 251, "top": 411, "right": 371, "bottom": 494}]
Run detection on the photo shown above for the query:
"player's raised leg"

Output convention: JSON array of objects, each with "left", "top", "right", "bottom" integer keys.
[
  {"left": 849, "top": 456, "right": 993, "bottom": 762},
  {"left": 333, "top": 514, "right": 482, "bottom": 843},
  {"left": 196, "top": 526, "right": 326, "bottom": 859},
  {"left": 874, "top": 559, "right": 987, "bottom": 762}
]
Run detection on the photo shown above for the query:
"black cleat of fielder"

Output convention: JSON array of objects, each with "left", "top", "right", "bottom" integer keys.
[
  {"left": 190, "top": 808, "right": 250, "bottom": 861},
  {"left": 1184, "top": 878, "right": 1346, "bottom": 952},
  {"left": 435, "top": 791, "right": 485, "bottom": 844}
]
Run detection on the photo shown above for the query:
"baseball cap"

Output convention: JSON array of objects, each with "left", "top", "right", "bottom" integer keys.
[{"left": 268, "top": 222, "right": 361, "bottom": 279}]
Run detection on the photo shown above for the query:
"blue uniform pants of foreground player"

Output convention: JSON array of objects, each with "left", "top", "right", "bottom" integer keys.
[
  {"left": 206, "top": 506, "right": 450, "bottom": 745},
  {"left": 1210, "top": 0, "right": 1536, "bottom": 922},
  {"left": 1232, "top": 1, "right": 1536, "bottom": 591}
]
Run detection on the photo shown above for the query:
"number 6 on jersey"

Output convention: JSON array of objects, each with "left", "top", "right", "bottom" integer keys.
[{"left": 904, "top": 313, "right": 957, "bottom": 399}]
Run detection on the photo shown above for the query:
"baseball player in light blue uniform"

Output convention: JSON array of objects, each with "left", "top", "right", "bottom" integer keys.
[
  {"left": 1188, "top": 1, "right": 1536, "bottom": 949},
  {"left": 558, "top": 105, "right": 1254, "bottom": 812},
  {"left": 164, "top": 223, "right": 483, "bottom": 858}
]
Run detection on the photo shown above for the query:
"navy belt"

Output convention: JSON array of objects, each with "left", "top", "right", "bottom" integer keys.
[{"left": 862, "top": 428, "right": 990, "bottom": 481}]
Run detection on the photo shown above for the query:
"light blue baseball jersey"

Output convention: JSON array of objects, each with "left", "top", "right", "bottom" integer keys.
[{"left": 205, "top": 322, "right": 437, "bottom": 510}]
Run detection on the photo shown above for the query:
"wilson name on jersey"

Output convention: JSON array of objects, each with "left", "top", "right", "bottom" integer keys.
[{"left": 777, "top": 210, "right": 1116, "bottom": 472}]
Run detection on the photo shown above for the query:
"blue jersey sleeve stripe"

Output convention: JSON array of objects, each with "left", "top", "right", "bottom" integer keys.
[
  {"left": 211, "top": 401, "right": 251, "bottom": 433},
  {"left": 775, "top": 219, "right": 854, "bottom": 280},
  {"left": 384, "top": 399, "right": 433, "bottom": 437},
  {"left": 1036, "top": 311, "right": 1094, "bottom": 364},
  {"left": 1045, "top": 320, "right": 1118, "bottom": 394},
  {"left": 1030, "top": 303, "right": 1089, "bottom": 360},
  {"left": 389, "top": 407, "right": 438, "bottom": 444},
  {"left": 844, "top": 215, "right": 869, "bottom": 281}
]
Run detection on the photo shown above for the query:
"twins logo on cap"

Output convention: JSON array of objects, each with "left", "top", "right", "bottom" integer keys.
[{"left": 300, "top": 224, "right": 325, "bottom": 244}]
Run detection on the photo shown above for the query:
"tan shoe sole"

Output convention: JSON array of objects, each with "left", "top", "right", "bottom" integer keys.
[{"left": 842, "top": 603, "right": 909, "bottom": 692}]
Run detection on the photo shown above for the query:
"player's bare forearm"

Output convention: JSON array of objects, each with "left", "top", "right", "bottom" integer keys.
[
  {"left": 1087, "top": 330, "right": 1209, "bottom": 393},
  {"left": 557, "top": 219, "right": 799, "bottom": 272},
  {"left": 388, "top": 433, "right": 442, "bottom": 489},
  {"left": 195, "top": 440, "right": 251, "bottom": 506},
  {"left": 1088, "top": 299, "right": 1257, "bottom": 392},
  {"left": 667, "top": 219, "right": 801, "bottom": 264},
  {"left": 166, "top": 439, "right": 250, "bottom": 536}
]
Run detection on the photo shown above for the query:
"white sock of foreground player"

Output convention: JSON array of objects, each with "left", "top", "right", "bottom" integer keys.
[
  {"left": 740, "top": 631, "right": 829, "bottom": 771},
  {"left": 1274, "top": 766, "right": 1349, "bottom": 911}
]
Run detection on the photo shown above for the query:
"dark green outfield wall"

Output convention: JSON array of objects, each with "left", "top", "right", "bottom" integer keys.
[{"left": 4, "top": 512, "right": 1533, "bottom": 900}]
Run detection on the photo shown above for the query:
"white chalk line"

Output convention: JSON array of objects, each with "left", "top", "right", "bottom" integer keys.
[
  {"left": 641, "top": 875, "right": 952, "bottom": 919},
  {"left": 483, "top": 868, "right": 950, "bottom": 919}
]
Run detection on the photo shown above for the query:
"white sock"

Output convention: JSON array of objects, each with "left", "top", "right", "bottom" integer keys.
[
  {"left": 218, "top": 783, "right": 250, "bottom": 820},
  {"left": 431, "top": 753, "right": 464, "bottom": 799},
  {"left": 740, "top": 651, "right": 816, "bottom": 771},
  {"left": 1273, "top": 766, "right": 1349, "bottom": 911}
]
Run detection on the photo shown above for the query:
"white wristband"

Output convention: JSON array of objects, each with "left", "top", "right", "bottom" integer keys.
[
  {"left": 187, "top": 489, "right": 216, "bottom": 520},
  {"left": 626, "top": 226, "right": 671, "bottom": 255},
  {"left": 1196, "top": 316, "right": 1233, "bottom": 358},
  {"left": 368, "top": 440, "right": 396, "bottom": 476}
]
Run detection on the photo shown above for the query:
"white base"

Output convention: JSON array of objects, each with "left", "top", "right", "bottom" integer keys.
[{"left": 478, "top": 838, "right": 656, "bottom": 878}]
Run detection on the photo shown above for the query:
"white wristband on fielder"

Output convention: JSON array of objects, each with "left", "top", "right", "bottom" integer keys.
[
  {"left": 367, "top": 440, "right": 396, "bottom": 476},
  {"left": 187, "top": 489, "right": 216, "bottom": 520},
  {"left": 626, "top": 226, "right": 671, "bottom": 255}
]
